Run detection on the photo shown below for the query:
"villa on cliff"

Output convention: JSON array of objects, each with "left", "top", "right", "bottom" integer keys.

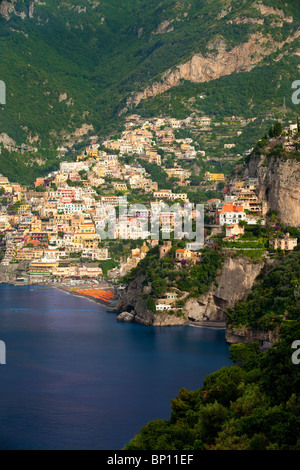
[
  {"left": 215, "top": 202, "right": 246, "bottom": 225},
  {"left": 269, "top": 233, "right": 298, "bottom": 251}
]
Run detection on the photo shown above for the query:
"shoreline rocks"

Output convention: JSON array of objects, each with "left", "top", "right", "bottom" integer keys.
[
  {"left": 116, "top": 311, "right": 135, "bottom": 323},
  {"left": 226, "top": 326, "right": 279, "bottom": 346},
  {"left": 0, "top": 262, "right": 280, "bottom": 345}
]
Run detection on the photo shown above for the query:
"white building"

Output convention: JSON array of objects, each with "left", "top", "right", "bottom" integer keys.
[
  {"left": 156, "top": 304, "right": 172, "bottom": 311},
  {"left": 60, "top": 162, "right": 89, "bottom": 172}
]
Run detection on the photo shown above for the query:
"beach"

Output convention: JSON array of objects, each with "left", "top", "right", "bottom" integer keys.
[{"left": 55, "top": 283, "right": 117, "bottom": 307}]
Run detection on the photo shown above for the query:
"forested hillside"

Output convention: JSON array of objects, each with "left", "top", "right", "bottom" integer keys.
[
  {"left": 125, "top": 323, "right": 300, "bottom": 450},
  {"left": 0, "top": 0, "right": 299, "bottom": 152}
]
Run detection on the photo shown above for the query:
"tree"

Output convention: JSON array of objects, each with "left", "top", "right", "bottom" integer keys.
[
  {"left": 124, "top": 323, "right": 300, "bottom": 450},
  {"left": 151, "top": 278, "right": 167, "bottom": 297},
  {"left": 268, "top": 122, "right": 282, "bottom": 138},
  {"left": 79, "top": 169, "right": 88, "bottom": 180},
  {"left": 35, "top": 185, "right": 46, "bottom": 192},
  {"left": 259, "top": 323, "right": 300, "bottom": 405},
  {"left": 273, "top": 121, "right": 282, "bottom": 137},
  {"left": 229, "top": 342, "right": 260, "bottom": 365},
  {"left": 268, "top": 125, "right": 274, "bottom": 138},
  {"left": 147, "top": 297, "right": 156, "bottom": 312}
]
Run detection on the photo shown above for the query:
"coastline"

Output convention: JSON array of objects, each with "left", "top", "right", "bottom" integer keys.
[
  {"left": 0, "top": 283, "right": 232, "bottom": 451},
  {"left": 54, "top": 284, "right": 117, "bottom": 308},
  {"left": 188, "top": 320, "right": 227, "bottom": 330},
  {"left": 0, "top": 280, "right": 227, "bottom": 330},
  {"left": 0, "top": 279, "right": 118, "bottom": 309},
  {"left": 1, "top": 282, "right": 276, "bottom": 343}
]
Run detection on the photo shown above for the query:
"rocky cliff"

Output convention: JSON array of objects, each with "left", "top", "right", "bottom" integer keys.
[
  {"left": 114, "top": 275, "right": 188, "bottom": 326},
  {"left": 114, "top": 256, "right": 264, "bottom": 327},
  {"left": 124, "top": 30, "right": 300, "bottom": 110},
  {"left": 225, "top": 326, "right": 279, "bottom": 347},
  {"left": 0, "top": 262, "right": 29, "bottom": 284},
  {"left": 245, "top": 154, "right": 300, "bottom": 227},
  {"left": 184, "top": 256, "right": 264, "bottom": 324}
]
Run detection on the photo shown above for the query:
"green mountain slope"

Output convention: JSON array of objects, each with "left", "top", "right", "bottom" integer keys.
[{"left": 0, "top": 0, "right": 299, "bottom": 181}]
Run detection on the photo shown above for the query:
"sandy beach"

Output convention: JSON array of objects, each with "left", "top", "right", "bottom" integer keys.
[{"left": 53, "top": 283, "right": 117, "bottom": 308}]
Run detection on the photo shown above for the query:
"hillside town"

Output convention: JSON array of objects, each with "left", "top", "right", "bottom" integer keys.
[{"left": 0, "top": 115, "right": 298, "bottom": 305}]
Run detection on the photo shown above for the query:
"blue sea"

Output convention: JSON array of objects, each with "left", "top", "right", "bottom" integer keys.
[{"left": 0, "top": 284, "right": 231, "bottom": 450}]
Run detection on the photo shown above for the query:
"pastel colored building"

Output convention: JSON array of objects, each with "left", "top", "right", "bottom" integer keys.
[{"left": 216, "top": 203, "right": 246, "bottom": 226}]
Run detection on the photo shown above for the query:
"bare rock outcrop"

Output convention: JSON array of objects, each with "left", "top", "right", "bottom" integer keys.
[
  {"left": 0, "top": 262, "right": 29, "bottom": 284},
  {"left": 246, "top": 155, "right": 300, "bottom": 227},
  {"left": 114, "top": 256, "right": 263, "bottom": 327},
  {"left": 226, "top": 326, "right": 279, "bottom": 346},
  {"left": 0, "top": 0, "right": 18, "bottom": 20},
  {"left": 113, "top": 275, "right": 188, "bottom": 326},
  {"left": 113, "top": 275, "right": 155, "bottom": 325},
  {"left": 123, "top": 30, "right": 300, "bottom": 111},
  {"left": 0, "top": 133, "right": 16, "bottom": 148},
  {"left": 254, "top": 3, "right": 293, "bottom": 23},
  {"left": 153, "top": 19, "right": 174, "bottom": 35},
  {"left": 184, "top": 257, "right": 264, "bottom": 323},
  {"left": 116, "top": 311, "right": 135, "bottom": 323},
  {"left": 0, "top": 0, "right": 45, "bottom": 21}
]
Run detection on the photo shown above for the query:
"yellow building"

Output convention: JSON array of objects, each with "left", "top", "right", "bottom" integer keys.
[
  {"left": 0, "top": 220, "right": 11, "bottom": 231},
  {"left": 73, "top": 225, "right": 99, "bottom": 248},
  {"left": 30, "top": 217, "right": 42, "bottom": 232},
  {"left": 54, "top": 173, "right": 69, "bottom": 184},
  {"left": 233, "top": 181, "right": 245, "bottom": 190},
  {"left": 175, "top": 249, "right": 193, "bottom": 261},
  {"left": 18, "top": 204, "right": 30, "bottom": 214},
  {"left": 54, "top": 213, "right": 73, "bottom": 223},
  {"left": 52, "top": 266, "right": 78, "bottom": 278},
  {"left": 270, "top": 235, "right": 298, "bottom": 251},
  {"left": 82, "top": 237, "right": 99, "bottom": 249},
  {"left": 29, "top": 260, "right": 59, "bottom": 277},
  {"left": 225, "top": 224, "right": 245, "bottom": 238},
  {"left": 86, "top": 148, "right": 99, "bottom": 158},
  {"left": 96, "top": 168, "right": 105, "bottom": 177},
  {"left": 78, "top": 223, "right": 96, "bottom": 234},
  {"left": 70, "top": 214, "right": 84, "bottom": 230},
  {"left": 12, "top": 193, "right": 23, "bottom": 203},
  {"left": 204, "top": 172, "right": 225, "bottom": 182},
  {"left": 16, "top": 248, "right": 44, "bottom": 261},
  {"left": 0, "top": 175, "right": 11, "bottom": 193},
  {"left": 113, "top": 182, "right": 128, "bottom": 191}
]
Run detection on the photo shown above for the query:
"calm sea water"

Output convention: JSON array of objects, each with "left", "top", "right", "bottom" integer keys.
[{"left": 0, "top": 284, "right": 231, "bottom": 450}]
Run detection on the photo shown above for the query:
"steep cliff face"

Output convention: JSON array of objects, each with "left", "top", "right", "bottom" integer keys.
[
  {"left": 226, "top": 326, "right": 279, "bottom": 346},
  {"left": 0, "top": 262, "right": 29, "bottom": 284},
  {"left": 0, "top": 0, "right": 18, "bottom": 20},
  {"left": 245, "top": 155, "right": 300, "bottom": 227},
  {"left": 124, "top": 30, "right": 300, "bottom": 110},
  {"left": 114, "top": 275, "right": 153, "bottom": 325},
  {"left": 184, "top": 256, "right": 264, "bottom": 323},
  {"left": 114, "top": 275, "right": 188, "bottom": 326},
  {"left": 115, "top": 256, "right": 263, "bottom": 327}
]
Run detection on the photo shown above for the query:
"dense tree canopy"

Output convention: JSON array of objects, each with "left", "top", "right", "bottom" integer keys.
[{"left": 125, "top": 323, "right": 300, "bottom": 450}]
